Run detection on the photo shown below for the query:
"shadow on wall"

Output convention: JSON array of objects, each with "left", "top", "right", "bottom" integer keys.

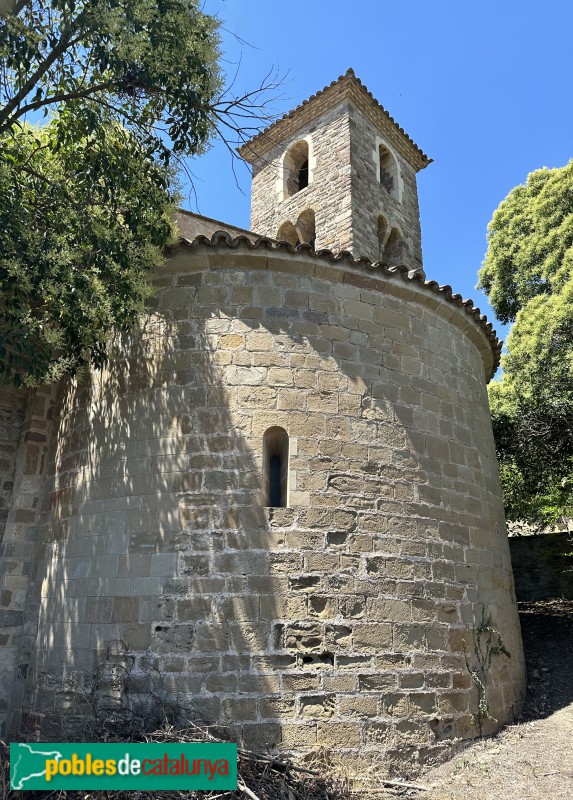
[
  {"left": 16, "top": 246, "right": 525, "bottom": 771},
  {"left": 21, "top": 295, "right": 285, "bottom": 747}
]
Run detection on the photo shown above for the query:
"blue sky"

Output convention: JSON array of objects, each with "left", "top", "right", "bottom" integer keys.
[{"left": 190, "top": 0, "right": 573, "bottom": 347}]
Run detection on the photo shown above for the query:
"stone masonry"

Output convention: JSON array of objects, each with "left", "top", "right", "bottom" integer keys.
[
  {"left": 0, "top": 385, "right": 55, "bottom": 729},
  {"left": 0, "top": 72, "right": 526, "bottom": 778},
  {"left": 5, "top": 240, "right": 525, "bottom": 775}
]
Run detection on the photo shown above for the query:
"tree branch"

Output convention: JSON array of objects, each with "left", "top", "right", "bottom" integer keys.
[
  {"left": 12, "top": 0, "right": 34, "bottom": 15},
  {"left": 0, "top": 11, "right": 85, "bottom": 132},
  {"left": 12, "top": 78, "right": 116, "bottom": 119}
]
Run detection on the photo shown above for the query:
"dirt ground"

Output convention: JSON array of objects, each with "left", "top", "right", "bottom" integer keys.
[
  {"left": 394, "top": 599, "right": 573, "bottom": 800},
  {"left": 2, "top": 602, "right": 571, "bottom": 800}
]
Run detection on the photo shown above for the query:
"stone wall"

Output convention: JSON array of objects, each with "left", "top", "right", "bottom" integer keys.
[
  {"left": 0, "top": 389, "right": 27, "bottom": 543},
  {"left": 509, "top": 532, "right": 573, "bottom": 601},
  {"left": 14, "top": 240, "right": 525, "bottom": 775},
  {"left": 0, "top": 386, "right": 55, "bottom": 735}
]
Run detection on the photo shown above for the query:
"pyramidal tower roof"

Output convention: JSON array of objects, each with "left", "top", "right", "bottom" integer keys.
[{"left": 238, "top": 68, "right": 432, "bottom": 172}]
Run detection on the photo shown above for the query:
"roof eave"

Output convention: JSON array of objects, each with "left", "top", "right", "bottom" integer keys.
[{"left": 237, "top": 69, "right": 431, "bottom": 173}]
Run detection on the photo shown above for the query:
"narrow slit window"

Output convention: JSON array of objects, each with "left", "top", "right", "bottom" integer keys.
[
  {"left": 298, "top": 159, "right": 309, "bottom": 191},
  {"left": 379, "top": 144, "right": 395, "bottom": 193},
  {"left": 269, "top": 454, "right": 282, "bottom": 507},
  {"left": 263, "top": 427, "right": 289, "bottom": 508}
]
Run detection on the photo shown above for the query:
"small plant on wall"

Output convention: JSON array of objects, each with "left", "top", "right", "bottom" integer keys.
[{"left": 464, "top": 608, "right": 511, "bottom": 736}]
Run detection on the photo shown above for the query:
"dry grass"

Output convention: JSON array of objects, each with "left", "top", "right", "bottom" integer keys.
[
  {"left": 3, "top": 600, "right": 572, "bottom": 800},
  {"left": 0, "top": 725, "right": 351, "bottom": 800}
]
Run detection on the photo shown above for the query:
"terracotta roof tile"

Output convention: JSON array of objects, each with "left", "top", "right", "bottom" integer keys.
[{"left": 238, "top": 68, "right": 431, "bottom": 171}]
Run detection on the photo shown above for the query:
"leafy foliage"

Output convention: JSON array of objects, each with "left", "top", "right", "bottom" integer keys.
[
  {"left": 480, "top": 162, "right": 573, "bottom": 523},
  {"left": 478, "top": 160, "right": 573, "bottom": 325},
  {"left": 0, "top": 2, "right": 283, "bottom": 386},
  {"left": 0, "top": 1, "right": 277, "bottom": 386},
  {"left": 0, "top": 0, "right": 223, "bottom": 162},
  {"left": 0, "top": 113, "right": 177, "bottom": 385}
]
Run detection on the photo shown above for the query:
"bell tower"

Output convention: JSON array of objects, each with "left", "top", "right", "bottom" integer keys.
[{"left": 238, "top": 69, "right": 431, "bottom": 269}]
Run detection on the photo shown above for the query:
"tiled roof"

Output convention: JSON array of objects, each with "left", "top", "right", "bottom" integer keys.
[
  {"left": 174, "top": 231, "right": 501, "bottom": 378},
  {"left": 238, "top": 68, "right": 431, "bottom": 171}
]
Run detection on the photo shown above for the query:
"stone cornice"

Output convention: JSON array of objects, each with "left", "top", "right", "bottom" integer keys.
[
  {"left": 166, "top": 232, "right": 502, "bottom": 381},
  {"left": 238, "top": 69, "right": 431, "bottom": 173}
]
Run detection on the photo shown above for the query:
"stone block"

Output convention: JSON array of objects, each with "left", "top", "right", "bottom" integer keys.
[
  {"left": 316, "top": 721, "right": 361, "bottom": 747},
  {"left": 393, "top": 623, "right": 427, "bottom": 652},
  {"left": 249, "top": 576, "right": 289, "bottom": 594},
  {"left": 308, "top": 595, "right": 337, "bottom": 619},
  {"left": 179, "top": 554, "right": 210, "bottom": 576},
  {"left": 382, "top": 693, "right": 409, "bottom": 716},
  {"left": 339, "top": 597, "right": 366, "bottom": 619},
  {"left": 228, "top": 622, "right": 271, "bottom": 653},
  {"left": 399, "top": 672, "right": 425, "bottom": 689},
  {"left": 323, "top": 674, "right": 357, "bottom": 692},
  {"left": 150, "top": 552, "right": 177, "bottom": 577},
  {"left": 358, "top": 673, "right": 397, "bottom": 691},
  {"left": 325, "top": 624, "right": 352, "bottom": 649},
  {"left": 112, "top": 597, "right": 139, "bottom": 623},
  {"left": 0, "top": 610, "right": 24, "bottom": 628},
  {"left": 367, "top": 598, "right": 411, "bottom": 623},
  {"left": 299, "top": 694, "right": 336, "bottom": 718},
  {"left": 289, "top": 575, "right": 321, "bottom": 592},
  {"left": 269, "top": 552, "right": 303, "bottom": 574},
  {"left": 229, "top": 722, "right": 274, "bottom": 752},
  {"left": 305, "top": 553, "right": 339, "bottom": 572},
  {"left": 284, "top": 622, "right": 322, "bottom": 652},
  {"left": 259, "top": 695, "right": 296, "bottom": 718},
  {"left": 353, "top": 623, "right": 392, "bottom": 651},
  {"left": 205, "top": 674, "right": 238, "bottom": 693},
  {"left": 151, "top": 623, "right": 195, "bottom": 653},
  {"left": 438, "top": 691, "right": 469, "bottom": 714},
  {"left": 338, "top": 694, "right": 378, "bottom": 717},
  {"left": 281, "top": 723, "right": 317, "bottom": 747},
  {"left": 193, "top": 624, "right": 229, "bottom": 652},
  {"left": 282, "top": 673, "right": 320, "bottom": 692},
  {"left": 267, "top": 367, "right": 294, "bottom": 387},
  {"left": 117, "top": 554, "right": 149, "bottom": 578},
  {"left": 408, "top": 692, "right": 438, "bottom": 715},
  {"left": 362, "top": 720, "right": 394, "bottom": 744}
]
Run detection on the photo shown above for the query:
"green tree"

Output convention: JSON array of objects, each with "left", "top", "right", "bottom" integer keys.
[
  {"left": 0, "top": 1, "right": 277, "bottom": 386},
  {"left": 0, "top": 0, "right": 223, "bottom": 158},
  {"left": 0, "top": 115, "right": 176, "bottom": 385},
  {"left": 478, "top": 161, "right": 573, "bottom": 524}
]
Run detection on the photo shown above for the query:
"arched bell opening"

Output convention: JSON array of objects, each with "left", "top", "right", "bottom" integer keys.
[
  {"left": 277, "top": 221, "right": 299, "bottom": 247},
  {"left": 283, "top": 140, "right": 311, "bottom": 198}
]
